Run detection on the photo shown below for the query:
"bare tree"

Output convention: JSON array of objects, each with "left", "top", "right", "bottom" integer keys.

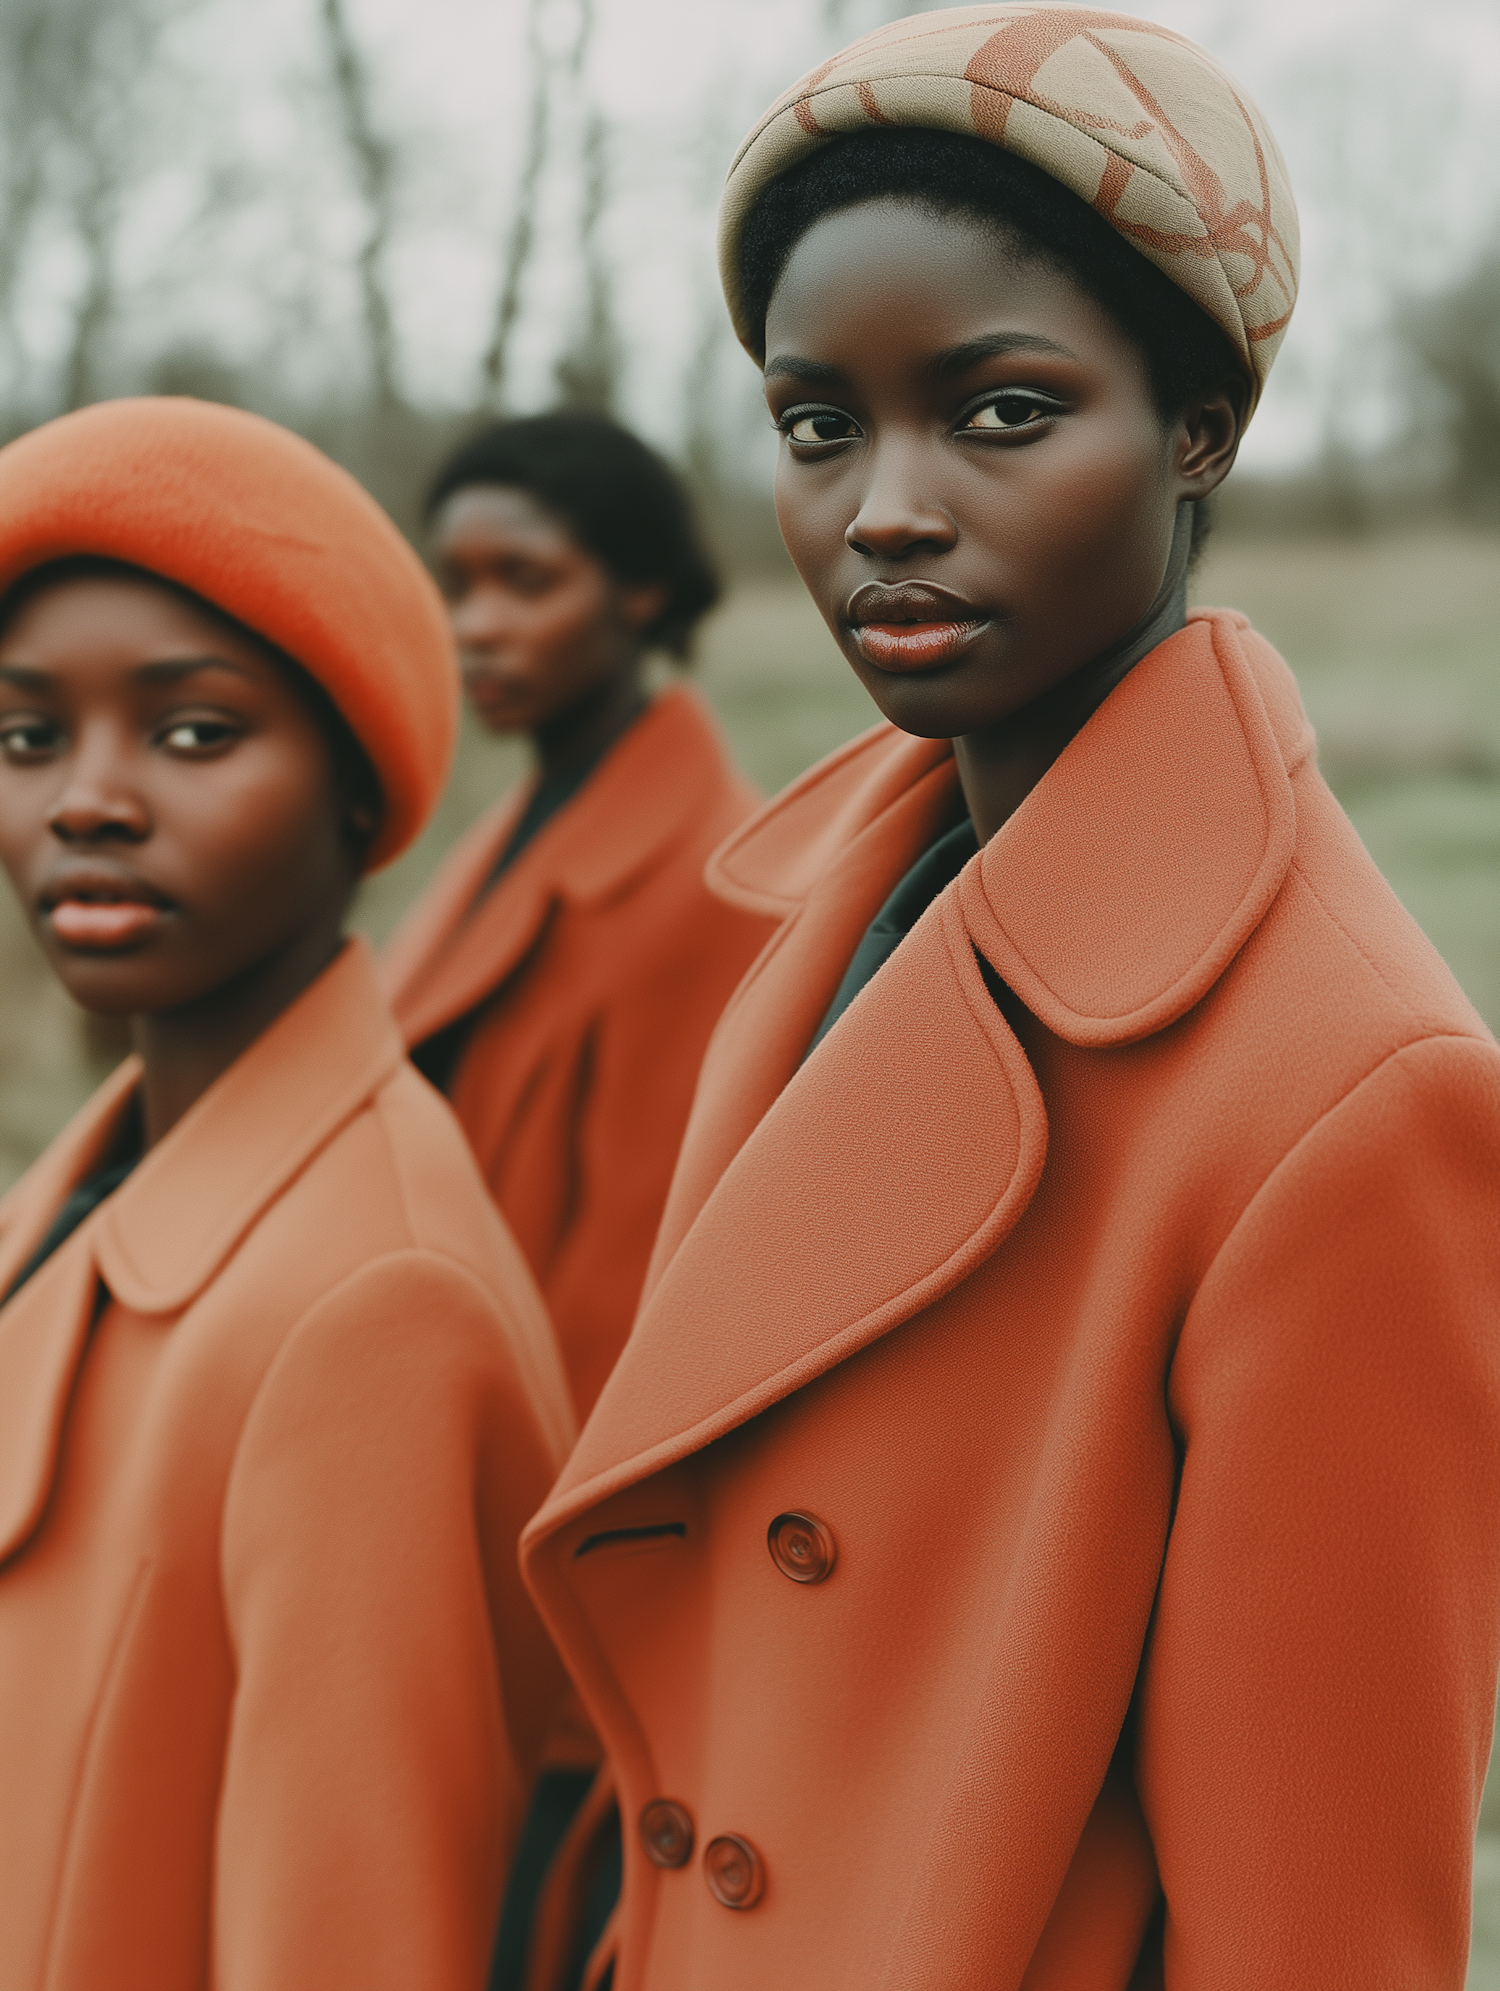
[
  {"left": 47, "top": 0, "right": 185, "bottom": 412},
  {"left": 319, "top": 0, "right": 402, "bottom": 409},
  {"left": 0, "top": 2, "right": 51, "bottom": 395},
  {"left": 483, "top": 0, "right": 551, "bottom": 408},
  {"left": 553, "top": 105, "right": 620, "bottom": 412},
  {"left": 1397, "top": 245, "right": 1500, "bottom": 519},
  {"left": 61, "top": 168, "right": 118, "bottom": 412}
]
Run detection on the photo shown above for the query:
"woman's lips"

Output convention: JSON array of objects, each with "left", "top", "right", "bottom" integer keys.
[
  {"left": 463, "top": 673, "right": 532, "bottom": 724},
  {"left": 48, "top": 899, "right": 166, "bottom": 949},
  {"left": 41, "top": 869, "right": 171, "bottom": 951},
  {"left": 854, "top": 619, "right": 987, "bottom": 671},
  {"left": 846, "top": 581, "right": 990, "bottom": 674}
]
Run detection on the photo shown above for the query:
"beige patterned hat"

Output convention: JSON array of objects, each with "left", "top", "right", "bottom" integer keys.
[{"left": 719, "top": 4, "right": 1298, "bottom": 412}]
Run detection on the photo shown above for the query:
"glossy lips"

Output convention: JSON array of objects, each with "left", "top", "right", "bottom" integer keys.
[
  {"left": 846, "top": 581, "right": 989, "bottom": 674},
  {"left": 41, "top": 868, "right": 169, "bottom": 951}
]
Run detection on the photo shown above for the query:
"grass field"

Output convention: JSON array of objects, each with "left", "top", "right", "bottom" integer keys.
[{"left": 1, "top": 527, "right": 1499, "bottom": 1968}]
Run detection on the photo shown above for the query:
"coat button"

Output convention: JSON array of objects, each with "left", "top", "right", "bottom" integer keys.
[
  {"left": 704, "top": 1833, "right": 765, "bottom": 1909},
  {"left": 768, "top": 1510, "right": 836, "bottom": 1584},
  {"left": 639, "top": 1799, "right": 695, "bottom": 1868}
]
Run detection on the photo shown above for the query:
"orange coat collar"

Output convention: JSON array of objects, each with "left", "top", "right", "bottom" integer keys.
[
  {"left": 527, "top": 611, "right": 1313, "bottom": 1531},
  {"left": 712, "top": 610, "right": 1312, "bottom": 1046},
  {"left": 0, "top": 938, "right": 404, "bottom": 1565},
  {"left": 385, "top": 686, "right": 746, "bottom": 1047}
]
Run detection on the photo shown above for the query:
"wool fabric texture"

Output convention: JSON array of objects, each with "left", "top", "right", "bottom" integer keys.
[
  {"left": 719, "top": 3, "right": 1298, "bottom": 411},
  {"left": 0, "top": 397, "right": 458, "bottom": 869}
]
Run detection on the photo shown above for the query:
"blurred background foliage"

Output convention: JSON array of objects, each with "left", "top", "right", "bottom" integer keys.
[
  {"left": 0, "top": 0, "right": 1493, "bottom": 1199},
  {"left": 0, "top": 0, "right": 1496, "bottom": 1971}
]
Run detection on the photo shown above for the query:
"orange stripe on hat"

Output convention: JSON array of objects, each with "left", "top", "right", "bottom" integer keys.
[
  {"left": 720, "top": 3, "right": 1299, "bottom": 415},
  {"left": 0, "top": 397, "right": 457, "bottom": 871}
]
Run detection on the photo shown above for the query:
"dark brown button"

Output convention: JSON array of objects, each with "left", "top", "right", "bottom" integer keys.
[
  {"left": 704, "top": 1833, "right": 764, "bottom": 1909},
  {"left": 768, "top": 1510, "right": 836, "bottom": 1584},
  {"left": 639, "top": 1799, "right": 695, "bottom": 1869}
]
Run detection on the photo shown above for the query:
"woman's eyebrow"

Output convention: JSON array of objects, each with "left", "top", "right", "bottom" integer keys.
[
  {"left": 929, "top": 332, "right": 1075, "bottom": 378},
  {"left": 763, "top": 353, "right": 850, "bottom": 388},
  {"left": 0, "top": 663, "right": 50, "bottom": 691},
  {"left": 0, "top": 656, "right": 259, "bottom": 692},
  {"left": 133, "top": 656, "right": 259, "bottom": 686}
]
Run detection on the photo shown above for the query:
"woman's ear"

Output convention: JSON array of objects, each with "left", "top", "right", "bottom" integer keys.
[
  {"left": 1175, "top": 374, "right": 1248, "bottom": 501},
  {"left": 618, "top": 580, "right": 671, "bottom": 634}
]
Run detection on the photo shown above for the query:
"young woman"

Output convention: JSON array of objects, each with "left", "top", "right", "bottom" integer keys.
[
  {"left": 520, "top": 11, "right": 1500, "bottom": 1990},
  {"left": 0, "top": 397, "right": 575, "bottom": 1991},
  {"left": 385, "top": 413, "right": 774, "bottom": 1427}
]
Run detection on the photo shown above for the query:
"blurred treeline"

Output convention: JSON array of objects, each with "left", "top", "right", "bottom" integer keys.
[
  {"left": 0, "top": 0, "right": 1492, "bottom": 564},
  {"left": 0, "top": 0, "right": 793, "bottom": 564},
  {"left": 0, "top": 0, "right": 1496, "bottom": 1190}
]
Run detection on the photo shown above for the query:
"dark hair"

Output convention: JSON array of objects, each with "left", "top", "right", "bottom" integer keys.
[
  {"left": 426, "top": 412, "right": 721, "bottom": 661},
  {"left": 738, "top": 128, "right": 1244, "bottom": 425},
  {"left": 0, "top": 555, "right": 383, "bottom": 854}
]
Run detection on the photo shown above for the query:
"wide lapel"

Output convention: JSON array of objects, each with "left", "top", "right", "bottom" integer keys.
[
  {"left": 93, "top": 939, "right": 402, "bottom": 1313},
  {"left": 0, "top": 1056, "right": 141, "bottom": 1298},
  {"left": 385, "top": 687, "right": 740, "bottom": 1052},
  {"left": 534, "top": 610, "right": 1309, "bottom": 1538},
  {"left": 537, "top": 865, "right": 1047, "bottom": 1533},
  {"left": 381, "top": 784, "right": 530, "bottom": 1012},
  {"left": 645, "top": 725, "right": 960, "bottom": 1286},
  {"left": 961, "top": 610, "right": 1304, "bottom": 1044},
  {"left": 0, "top": 940, "right": 404, "bottom": 1566},
  {"left": 382, "top": 787, "right": 551, "bottom": 1052},
  {"left": 0, "top": 1241, "right": 109, "bottom": 1566}
]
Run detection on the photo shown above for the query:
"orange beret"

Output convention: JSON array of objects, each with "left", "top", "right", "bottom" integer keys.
[{"left": 0, "top": 397, "right": 457, "bottom": 871}]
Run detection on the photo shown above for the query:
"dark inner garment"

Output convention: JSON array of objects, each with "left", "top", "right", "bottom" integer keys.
[
  {"left": 2, "top": 1111, "right": 144, "bottom": 1306},
  {"left": 490, "top": 1768, "right": 620, "bottom": 1991},
  {"left": 804, "top": 814, "right": 1025, "bottom": 1060},
  {"left": 804, "top": 815, "right": 979, "bottom": 1059}
]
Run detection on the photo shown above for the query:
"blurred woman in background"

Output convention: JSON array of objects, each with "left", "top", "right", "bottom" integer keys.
[{"left": 385, "top": 412, "right": 774, "bottom": 1427}]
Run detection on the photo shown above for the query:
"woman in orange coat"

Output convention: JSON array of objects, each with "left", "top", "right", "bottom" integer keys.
[
  {"left": 522, "top": 13, "right": 1500, "bottom": 1991},
  {"left": 385, "top": 413, "right": 773, "bottom": 1426},
  {"left": 0, "top": 398, "right": 574, "bottom": 1991}
]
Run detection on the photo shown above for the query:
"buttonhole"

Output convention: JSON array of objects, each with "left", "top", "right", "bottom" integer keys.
[{"left": 575, "top": 1522, "right": 687, "bottom": 1558}]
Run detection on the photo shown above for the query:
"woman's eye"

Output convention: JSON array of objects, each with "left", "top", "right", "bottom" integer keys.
[
  {"left": 0, "top": 717, "right": 62, "bottom": 762},
  {"left": 505, "top": 563, "right": 561, "bottom": 600},
  {"left": 782, "top": 408, "right": 860, "bottom": 448},
  {"left": 963, "top": 395, "right": 1055, "bottom": 433},
  {"left": 160, "top": 719, "right": 240, "bottom": 754}
]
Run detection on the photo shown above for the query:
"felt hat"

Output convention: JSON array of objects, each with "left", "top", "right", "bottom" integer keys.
[
  {"left": 0, "top": 397, "right": 457, "bottom": 870},
  {"left": 720, "top": 3, "right": 1298, "bottom": 412}
]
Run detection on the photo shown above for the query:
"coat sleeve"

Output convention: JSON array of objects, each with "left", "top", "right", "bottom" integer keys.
[
  {"left": 213, "top": 1251, "right": 567, "bottom": 1991},
  {"left": 1138, "top": 1034, "right": 1500, "bottom": 1989}
]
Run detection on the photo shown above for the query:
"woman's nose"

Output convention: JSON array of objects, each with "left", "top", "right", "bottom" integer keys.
[
  {"left": 845, "top": 448, "right": 957, "bottom": 561},
  {"left": 449, "top": 584, "right": 515, "bottom": 649},
  {"left": 47, "top": 760, "right": 149, "bottom": 844}
]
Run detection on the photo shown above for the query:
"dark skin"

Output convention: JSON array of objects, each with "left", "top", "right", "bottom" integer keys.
[
  {"left": 764, "top": 199, "right": 1247, "bottom": 842},
  {"left": 432, "top": 485, "right": 669, "bottom": 782},
  {"left": 0, "top": 574, "right": 375, "bottom": 1149}
]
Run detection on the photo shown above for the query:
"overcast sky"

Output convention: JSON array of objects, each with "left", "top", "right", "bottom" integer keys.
[{"left": 28, "top": 0, "right": 1500, "bottom": 474}]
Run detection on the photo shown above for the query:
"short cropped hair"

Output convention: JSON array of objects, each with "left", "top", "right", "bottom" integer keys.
[
  {"left": 427, "top": 413, "right": 721, "bottom": 661},
  {"left": 737, "top": 128, "right": 1244, "bottom": 424}
]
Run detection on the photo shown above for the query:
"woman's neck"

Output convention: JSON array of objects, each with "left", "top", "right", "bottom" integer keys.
[
  {"left": 531, "top": 664, "right": 648, "bottom": 784},
  {"left": 953, "top": 504, "right": 1194, "bottom": 845},
  {"left": 131, "top": 916, "right": 346, "bottom": 1150}
]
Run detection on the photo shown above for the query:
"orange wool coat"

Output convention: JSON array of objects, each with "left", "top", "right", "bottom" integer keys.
[
  {"left": 0, "top": 940, "right": 575, "bottom": 1991},
  {"left": 523, "top": 610, "right": 1500, "bottom": 1991},
  {"left": 385, "top": 686, "right": 774, "bottom": 1422}
]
